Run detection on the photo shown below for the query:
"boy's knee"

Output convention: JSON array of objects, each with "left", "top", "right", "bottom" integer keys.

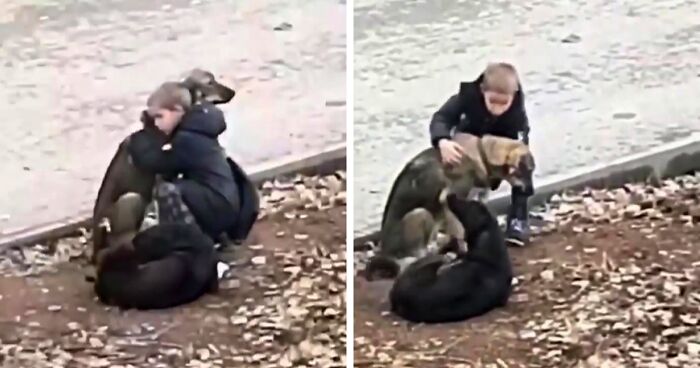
[
  {"left": 154, "top": 181, "right": 180, "bottom": 197},
  {"left": 110, "top": 193, "right": 148, "bottom": 233}
]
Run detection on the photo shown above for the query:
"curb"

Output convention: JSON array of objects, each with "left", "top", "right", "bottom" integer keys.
[
  {"left": 0, "top": 143, "right": 346, "bottom": 250},
  {"left": 354, "top": 134, "right": 700, "bottom": 247}
]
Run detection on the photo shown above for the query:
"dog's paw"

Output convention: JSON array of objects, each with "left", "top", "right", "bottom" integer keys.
[
  {"left": 98, "top": 217, "right": 111, "bottom": 233},
  {"left": 216, "top": 262, "right": 231, "bottom": 279}
]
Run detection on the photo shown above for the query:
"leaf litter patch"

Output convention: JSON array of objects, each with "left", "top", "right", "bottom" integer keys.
[
  {"left": 0, "top": 172, "right": 347, "bottom": 368},
  {"left": 354, "top": 173, "right": 700, "bottom": 368}
]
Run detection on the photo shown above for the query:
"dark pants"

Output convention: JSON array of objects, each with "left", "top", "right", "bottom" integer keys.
[
  {"left": 174, "top": 179, "right": 239, "bottom": 240},
  {"left": 152, "top": 182, "right": 199, "bottom": 227},
  {"left": 509, "top": 171, "right": 534, "bottom": 222},
  {"left": 147, "top": 180, "right": 239, "bottom": 241}
]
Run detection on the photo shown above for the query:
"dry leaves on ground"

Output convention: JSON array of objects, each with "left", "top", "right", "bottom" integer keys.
[
  {"left": 0, "top": 172, "right": 347, "bottom": 368},
  {"left": 354, "top": 173, "right": 700, "bottom": 367}
]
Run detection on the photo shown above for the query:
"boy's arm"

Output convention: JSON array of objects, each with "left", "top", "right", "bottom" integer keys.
[
  {"left": 504, "top": 98, "right": 531, "bottom": 144},
  {"left": 520, "top": 105, "right": 531, "bottom": 145},
  {"left": 429, "top": 94, "right": 464, "bottom": 148},
  {"left": 127, "top": 129, "right": 185, "bottom": 175}
]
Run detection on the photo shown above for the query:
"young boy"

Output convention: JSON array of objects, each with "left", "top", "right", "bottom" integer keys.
[
  {"left": 127, "top": 82, "right": 240, "bottom": 242},
  {"left": 429, "top": 62, "right": 534, "bottom": 246}
]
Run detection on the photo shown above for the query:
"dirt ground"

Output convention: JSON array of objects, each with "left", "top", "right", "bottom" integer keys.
[
  {"left": 354, "top": 178, "right": 700, "bottom": 367},
  {"left": 0, "top": 201, "right": 346, "bottom": 367}
]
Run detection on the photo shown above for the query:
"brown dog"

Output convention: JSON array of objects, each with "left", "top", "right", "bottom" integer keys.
[
  {"left": 90, "top": 69, "right": 236, "bottom": 263},
  {"left": 365, "top": 133, "right": 535, "bottom": 280}
]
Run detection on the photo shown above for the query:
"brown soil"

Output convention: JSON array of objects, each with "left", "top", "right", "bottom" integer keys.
[
  {"left": 354, "top": 210, "right": 700, "bottom": 367},
  {"left": 0, "top": 205, "right": 346, "bottom": 368}
]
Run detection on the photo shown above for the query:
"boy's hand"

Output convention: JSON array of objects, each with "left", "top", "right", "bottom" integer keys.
[{"left": 438, "top": 139, "right": 464, "bottom": 165}]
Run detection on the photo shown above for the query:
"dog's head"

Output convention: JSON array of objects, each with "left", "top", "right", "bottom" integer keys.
[
  {"left": 502, "top": 146, "right": 535, "bottom": 189},
  {"left": 446, "top": 194, "right": 494, "bottom": 236},
  {"left": 181, "top": 68, "right": 236, "bottom": 105},
  {"left": 94, "top": 237, "right": 136, "bottom": 272},
  {"left": 364, "top": 255, "right": 401, "bottom": 281},
  {"left": 138, "top": 69, "right": 235, "bottom": 128},
  {"left": 481, "top": 136, "right": 535, "bottom": 189}
]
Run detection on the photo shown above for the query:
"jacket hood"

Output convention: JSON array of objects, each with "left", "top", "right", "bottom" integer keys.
[{"left": 178, "top": 103, "right": 227, "bottom": 138}]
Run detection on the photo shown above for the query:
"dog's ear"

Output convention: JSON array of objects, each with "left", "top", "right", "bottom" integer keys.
[
  {"left": 177, "top": 80, "right": 199, "bottom": 105},
  {"left": 522, "top": 152, "right": 536, "bottom": 172},
  {"left": 447, "top": 196, "right": 491, "bottom": 233},
  {"left": 140, "top": 110, "right": 155, "bottom": 128},
  {"left": 502, "top": 145, "right": 533, "bottom": 177},
  {"left": 445, "top": 193, "right": 467, "bottom": 222}
]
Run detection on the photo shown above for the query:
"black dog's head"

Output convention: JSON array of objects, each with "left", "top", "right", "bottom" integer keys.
[
  {"left": 364, "top": 255, "right": 401, "bottom": 281},
  {"left": 181, "top": 68, "right": 236, "bottom": 105},
  {"left": 446, "top": 194, "right": 495, "bottom": 236},
  {"left": 95, "top": 238, "right": 136, "bottom": 274}
]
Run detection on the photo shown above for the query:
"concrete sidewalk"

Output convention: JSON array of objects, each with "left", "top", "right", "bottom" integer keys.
[{"left": 0, "top": 0, "right": 346, "bottom": 237}]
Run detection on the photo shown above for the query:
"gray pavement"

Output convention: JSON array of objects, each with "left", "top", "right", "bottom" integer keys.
[{"left": 0, "top": 0, "right": 346, "bottom": 235}]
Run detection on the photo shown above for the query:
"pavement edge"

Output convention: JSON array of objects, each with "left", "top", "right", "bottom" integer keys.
[
  {"left": 0, "top": 143, "right": 347, "bottom": 250},
  {"left": 354, "top": 134, "right": 700, "bottom": 247}
]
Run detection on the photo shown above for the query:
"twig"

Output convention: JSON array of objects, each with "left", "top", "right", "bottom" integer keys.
[
  {"left": 353, "top": 360, "right": 382, "bottom": 367},
  {"left": 416, "top": 355, "right": 477, "bottom": 364},
  {"left": 429, "top": 334, "right": 470, "bottom": 355},
  {"left": 497, "top": 358, "right": 510, "bottom": 368}
]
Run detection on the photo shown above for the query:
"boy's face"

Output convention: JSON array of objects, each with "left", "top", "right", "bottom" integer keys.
[
  {"left": 148, "top": 105, "right": 185, "bottom": 135},
  {"left": 483, "top": 90, "right": 514, "bottom": 116}
]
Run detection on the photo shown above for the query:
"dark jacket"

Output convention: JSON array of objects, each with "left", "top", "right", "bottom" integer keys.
[
  {"left": 127, "top": 103, "right": 240, "bottom": 237},
  {"left": 429, "top": 73, "right": 530, "bottom": 148}
]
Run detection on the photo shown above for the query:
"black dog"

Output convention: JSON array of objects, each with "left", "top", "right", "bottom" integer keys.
[
  {"left": 94, "top": 222, "right": 218, "bottom": 310},
  {"left": 389, "top": 194, "right": 513, "bottom": 323}
]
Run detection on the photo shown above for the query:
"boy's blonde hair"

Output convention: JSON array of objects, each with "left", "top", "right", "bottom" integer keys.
[
  {"left": 147, "top": 82, "right": 192, "bottom": 111},
  {"left": 481, "top": 62, "right": 520, "bottom": 95}
]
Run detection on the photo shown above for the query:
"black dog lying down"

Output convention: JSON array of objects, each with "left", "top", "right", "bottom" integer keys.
[
  {"left": 94, "top": 222, "right": 218, "bottom": 310},
  {"left": 389, "top": 194, "right": 513, "bottom": 323}
]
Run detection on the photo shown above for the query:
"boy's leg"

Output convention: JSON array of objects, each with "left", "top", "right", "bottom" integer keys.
[
  {"left": 175, "top": 179, "right": 238, "bottom": 242},
  {"left": 505, "top": 173, "right": 534, "bottom": 246},
  {"left": 153, "top": 181, "right": 198, "bottom": 227}
]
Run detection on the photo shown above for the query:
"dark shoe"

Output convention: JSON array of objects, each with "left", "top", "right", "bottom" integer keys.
[{"left": 505, "top": 218, "right": 529, "bottom": 247}]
